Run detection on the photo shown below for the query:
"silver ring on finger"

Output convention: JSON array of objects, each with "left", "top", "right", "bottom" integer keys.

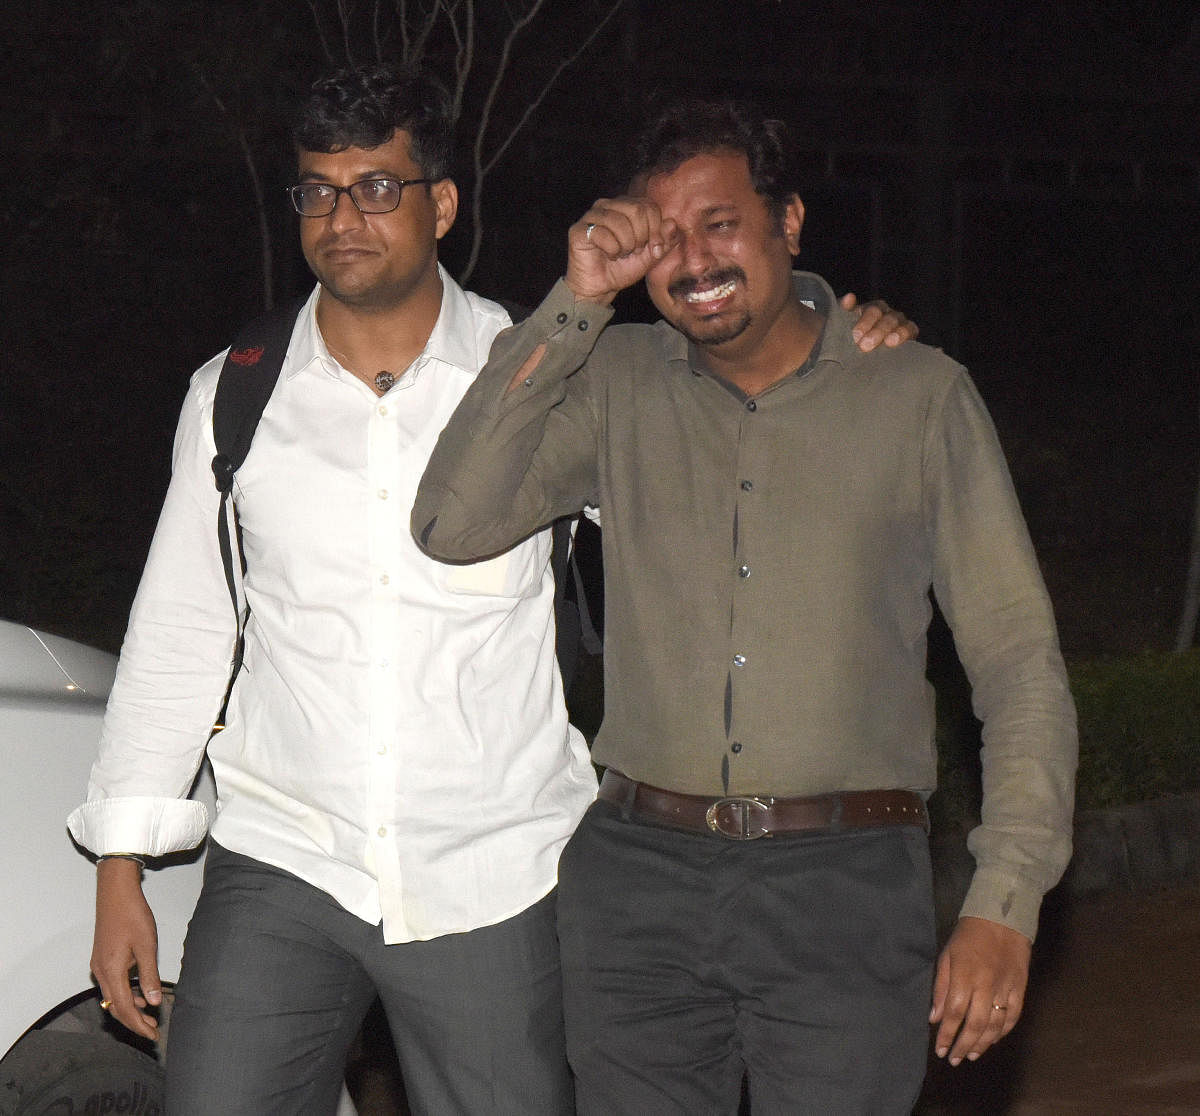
[{"left": 585, "top": 222, "right": 596, "bottom": 241}]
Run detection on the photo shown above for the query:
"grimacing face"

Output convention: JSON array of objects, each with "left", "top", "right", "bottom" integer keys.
[
  {"left": 640, "top": 149, "right": 803, "bottom": 356},
  {"left": 296, "top": 130, "right": 456, "bottom": 312}
]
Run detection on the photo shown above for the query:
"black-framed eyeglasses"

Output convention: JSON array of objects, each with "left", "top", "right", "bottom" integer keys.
[{"left": 287, "top": 177, "right": 434, "bottom": 217}]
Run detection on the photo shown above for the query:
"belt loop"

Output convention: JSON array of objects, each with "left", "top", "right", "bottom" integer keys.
[
  {"left": 609, "top": 770, "right": 638, "bottom": 820},
  {"left": 620, "top": 779, "right": 637, "bottom": 820},
  {"left": 830, "top": 793, "right": 844, "bottom": 830}
]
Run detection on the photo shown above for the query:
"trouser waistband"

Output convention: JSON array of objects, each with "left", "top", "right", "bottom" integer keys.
[{"left": 597, "top": 769, "right": 929, "bottom": 839}]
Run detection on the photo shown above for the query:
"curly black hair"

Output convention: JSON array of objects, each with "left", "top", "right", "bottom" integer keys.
[
  {"left": 293, "top": 64, "right": 454, "bottom": 181},
  {"left": 629, "top": 98, "right": 794, "bottom": 225}
]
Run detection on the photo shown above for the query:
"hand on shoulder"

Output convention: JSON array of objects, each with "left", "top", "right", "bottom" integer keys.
[{"left": 840, "top": 292, "right": 919, "bottom": 352}]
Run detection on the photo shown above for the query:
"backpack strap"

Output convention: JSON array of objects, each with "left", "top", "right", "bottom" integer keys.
[{"left": 209, "top": 297, "right": 307, "bottom": 725}]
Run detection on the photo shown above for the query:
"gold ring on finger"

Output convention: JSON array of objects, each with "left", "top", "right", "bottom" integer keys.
[{"left": 100, "top": 999, "right": 113, "bottom": 1011}]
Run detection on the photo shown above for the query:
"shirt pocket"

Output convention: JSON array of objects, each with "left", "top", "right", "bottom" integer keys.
[{"left": 437, "top": 532, "right": 551, "bottom": 599}]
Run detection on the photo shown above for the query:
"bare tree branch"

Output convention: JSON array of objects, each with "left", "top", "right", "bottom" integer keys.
[
  {"left": 236, "top": 123, "right": 275, "bottom": 312},
  {"left": 1177, "top": 398, "right": 1200, "bottom": 650},
  {"left": 401, "top": 0, "right": 441, "bottom": 71},
  {"left": 481, "top": 0, "right": 624, "bottom": 179},
  {"left": 397, "top": 0, "right": 411, "bottom": 57},
  {"left": 306, "top": 0, "right": 338, "bottom": 64},
  {"left": 336, "top": 0, "right": 355, "bottom": 64},
  {"left": 198, "top": 74, "right": 275, "bottom": 311},
  {"left": 460, "top": 0, "right": 625, "bottom": 282},
  {"left": 442, "top": 1, "right": 473, "bottom": 121},
  {"left": 456, "top": 0, "right": 548, "bottom": 279},
  {"left": 372, "top": 0, "right": 386, "bottom": 59}
]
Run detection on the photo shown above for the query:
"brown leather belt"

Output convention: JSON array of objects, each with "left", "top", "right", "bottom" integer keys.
[{"left": 597, "top": 769, "right": 928, "bottom": 840}]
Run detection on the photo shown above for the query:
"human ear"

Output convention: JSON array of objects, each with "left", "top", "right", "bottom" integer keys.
[
  {"left": 782, "top": 195, "right": 804, "bottom": 255},
  {"left": 432, "top": 178, "right": 458, "bottom": 239}
]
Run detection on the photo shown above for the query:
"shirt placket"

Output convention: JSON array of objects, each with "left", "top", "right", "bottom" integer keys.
[
  {"left": 365, "top": 391, "right": 405, "bottom": 923},
  {"left": 725, "top": 394, "right": 768, "bottom": 793}
]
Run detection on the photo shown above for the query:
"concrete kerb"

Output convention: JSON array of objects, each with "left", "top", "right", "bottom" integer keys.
[{"left": 1064, "top": 790, "right": 1200, "bottom": 896}]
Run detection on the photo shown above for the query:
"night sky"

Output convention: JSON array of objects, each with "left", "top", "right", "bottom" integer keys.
[{"left": 4, "top": 0, "right": 1199, "bottom": 656}]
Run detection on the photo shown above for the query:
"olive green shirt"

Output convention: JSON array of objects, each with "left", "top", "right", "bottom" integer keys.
[{"left": 413, "top": 273, "right": 1077, "bottom": 940}]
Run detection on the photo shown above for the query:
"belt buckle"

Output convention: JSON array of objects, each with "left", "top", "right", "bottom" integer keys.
[{"left": 706, "top": 796, "right": 770, "bottom": 840}]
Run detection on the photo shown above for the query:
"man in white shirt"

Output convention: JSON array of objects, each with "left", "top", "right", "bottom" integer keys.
[{"left": 67, "top": 64, "right": 598, "bottom": 1114}]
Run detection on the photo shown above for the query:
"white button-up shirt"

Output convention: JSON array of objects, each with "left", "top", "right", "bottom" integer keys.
[{"left": 68, "top": 271, "right": 597, "bottom": 943}]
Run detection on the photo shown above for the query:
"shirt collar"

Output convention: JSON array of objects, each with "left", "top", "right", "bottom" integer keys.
[{"left": 287, "top": 264, "right": 483, "bottom": 384}]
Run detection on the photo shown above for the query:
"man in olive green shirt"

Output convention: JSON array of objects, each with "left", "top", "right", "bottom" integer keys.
[{"left": 414, "top": 100, "right": 1076, "bottom": 1112}]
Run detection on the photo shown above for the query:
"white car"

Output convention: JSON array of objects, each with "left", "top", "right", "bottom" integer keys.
[
  {"left": 0, "top": 622, "right": 371, "bottom": 1115},
  {"left": 0, "top": 620, "right": 213, "bottom": 1114}
]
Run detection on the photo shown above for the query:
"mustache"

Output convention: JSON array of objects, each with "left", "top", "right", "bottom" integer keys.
[{"left": 668, "top": 267, "right": 745, "bottom": 300}]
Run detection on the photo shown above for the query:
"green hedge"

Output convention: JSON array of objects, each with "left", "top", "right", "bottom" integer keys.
[{"left": 1070, "top": 649, "right": 1200, "bottom": 811}]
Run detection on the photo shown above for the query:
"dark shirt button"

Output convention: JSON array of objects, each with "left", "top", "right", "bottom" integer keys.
[
  {"left": 738, "top": 565, "right": 751, "bottom": 579},
  {"left": 746, "top": 400, "right": 757, "bottom": 412},
  {"left": 731, "top": 741, "right": 743, "bottom": 754},
  {"left": 578, "top": 320, "right": 589, "bottom": 331},
  {"left": 556, "top": 312, "right": 568, "bottom": 324},
  {"left": 740, "top": 480, "right": 753, "bottom": 492}
]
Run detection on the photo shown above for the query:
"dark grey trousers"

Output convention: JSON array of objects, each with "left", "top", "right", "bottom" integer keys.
[
  {"left": 557, "top": 801, "right": 936, "bottom": 1115},
  {"left": 165, "top": 843, "right": 572, "bottom": 1115}
]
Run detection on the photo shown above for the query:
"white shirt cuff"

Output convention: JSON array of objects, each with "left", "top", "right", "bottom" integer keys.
[{"left": 67, "top": 796, "right": 210, "bottom": 858}]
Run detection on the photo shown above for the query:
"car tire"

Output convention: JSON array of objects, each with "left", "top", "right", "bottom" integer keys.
[{"left": 0, "top": 1029, "right": 163, "bottom": 1116}]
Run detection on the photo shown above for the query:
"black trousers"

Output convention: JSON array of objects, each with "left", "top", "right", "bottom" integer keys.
[
  {"left": 557, "top": 801, "right": 936, "bottom": 1115},
  {"left": 165, "top": 843, "right": 573, "bottom": 1115}
]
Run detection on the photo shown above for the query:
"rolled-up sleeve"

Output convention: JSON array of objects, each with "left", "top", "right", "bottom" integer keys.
[
  {"left": 67, "top": 361, "right": 235, "bottom": 857},
  {"left": 67, "top": 796, "right": 209, "bottom": 858}
]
